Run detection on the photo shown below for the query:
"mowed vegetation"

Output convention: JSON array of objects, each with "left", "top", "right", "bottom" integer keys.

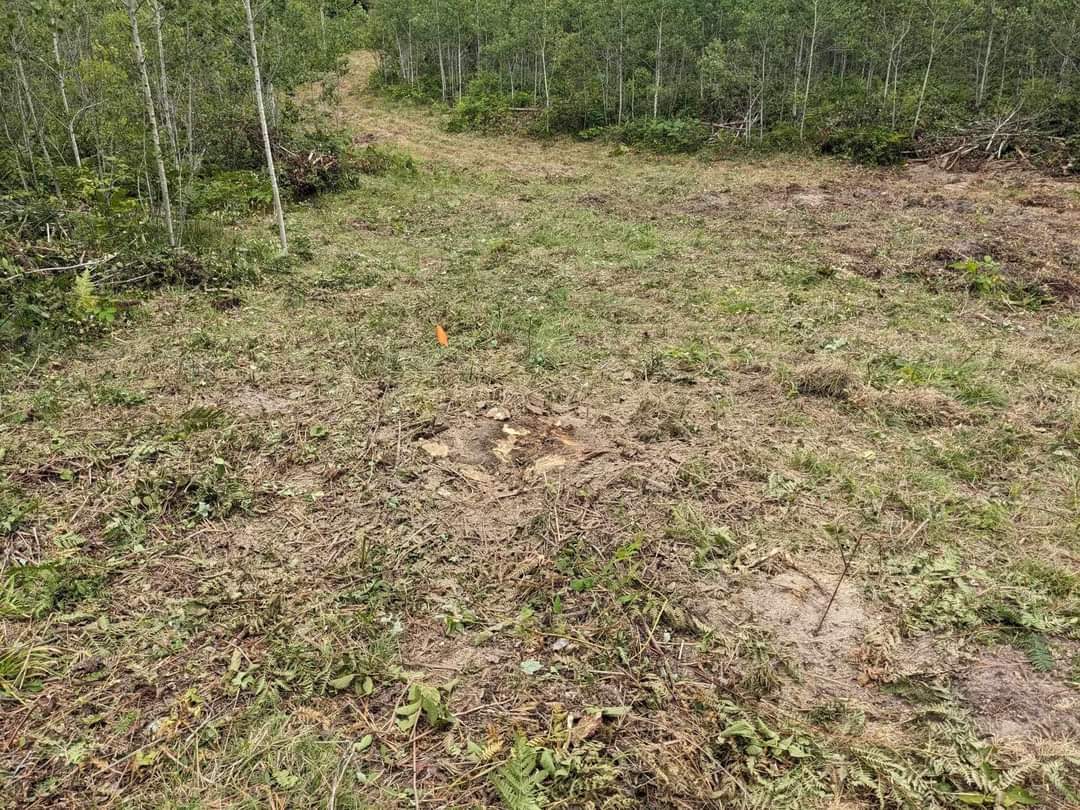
[{"left": 3, "top": 50, "right": 1080, "bottom": 809}]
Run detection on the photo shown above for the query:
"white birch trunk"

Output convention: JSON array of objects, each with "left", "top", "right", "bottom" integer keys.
[
  {"left": 125, "top": 0, "right": 175, "bottom": 246},
  {"left": 53, "top": 29, "right": 82, "bottom": 168},
  {"left": 150, "top": 0, "right": 180, "bottom": 172},
  {"left": 800, "top": 0, "right": 818, "bottom": 140},
  {"left": 241, "top": 0, "right": 288, "bottom": 255},
  {"left": 653, "top": 11, "right": 663, "bottom": 118},
  {"left": 913, "top": 38, "right": 936, "bottom": 137}
]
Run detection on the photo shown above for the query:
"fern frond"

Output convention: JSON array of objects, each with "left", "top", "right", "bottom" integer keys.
[
  {"left": 72, "top": 269, "right": 99, "bottom": 314},
  {"left": 1017, "top": 632, "right": 1055, "bottom": 672},
  {"left": 490, "top": 737, "right": 545, "bottom": 810}
]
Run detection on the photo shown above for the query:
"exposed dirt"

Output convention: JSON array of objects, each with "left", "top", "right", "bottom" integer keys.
[
  {"left": 733, "top": 568, "right": 879, "bottom": 698},
  {"left": 725, "top": 565, "right": 954, "bottom": 717},
  {"left": 670, "top": 162, "right": 1080, "bottom": 299},
  {"left": 959, "top": 646, "right": 1080, "bottom": 740}
]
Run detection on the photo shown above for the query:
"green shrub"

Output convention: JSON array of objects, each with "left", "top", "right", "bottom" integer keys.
[
  {"left": 577, "top": 125, "right": 612, "bottom": 142},
  {"left": 618, "top": 117, "right": 711, "bottom": 153},
  {"left": 368, "top": 68, "right": 441, "bottom": 104},
  {"left": 444, "top": 75, "right": 514, "bottom": 134},
  {"left": 758, "top": 123, "right": 805, "bottom": 152},
  {"left": 189, "top": 171, "right": 273, "bottom": 221},
  {"left": 820, "top": 126, "right": 911, "bottom": 165},
  {"left": 354, "top": 144, "right": 417, "bottom": 175}
]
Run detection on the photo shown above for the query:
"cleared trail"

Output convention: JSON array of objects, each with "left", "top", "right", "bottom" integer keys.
[{"left": 2, "top": 50, "right": 1079, "bottom": 809}]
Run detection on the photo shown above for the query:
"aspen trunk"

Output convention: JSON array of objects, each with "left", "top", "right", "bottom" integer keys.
[
  {"left": 125, "top": 0, "right": 175, "bottom": 246},
  {"left": 913, "top": 38, "right": 936, "bottom": 137},
  {"left": 617, "top": 8, "right": 625, "bottom": 123},
  {"left": 978, "top": 20, "right": 994, "bottom": 106},
  {"left": 150, "top": 0, "right": 180, "bottom": 171},
  {"left": 241, "top": 0, "right": 288, "bottom": 255},
  {"left": 653, "top": 11, "right": 663, "bottom": 118},
  {"left": 540, "top": 32, "right": 550, "bottom": 107},
  {"left": 52, "top": 28, "right": 82, "bottom": 168},
  {"left": 800, "top": 0, "right": 818, "bottom": 140},
  {"left": 436, "top": 0, "right": 447, "bottom": 101},
  {"left": 0, "top": 84, "right": 30, "bottom": 190},
  {"left": 14, "top": 42, "right": 61, "bottom": 196}
]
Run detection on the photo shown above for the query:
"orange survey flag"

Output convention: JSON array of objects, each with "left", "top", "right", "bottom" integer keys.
[{"left": 435, "top": 324, "right": 449, "bottom": 347}]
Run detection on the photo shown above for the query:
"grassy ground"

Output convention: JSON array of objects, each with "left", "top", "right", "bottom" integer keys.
[{"left": 2, "top": 52, "right": 1080, "bottom": 809}]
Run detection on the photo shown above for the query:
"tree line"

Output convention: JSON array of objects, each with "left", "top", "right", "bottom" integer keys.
[
  {"left": 368, "top": 0, "right": 1079, "bottom": 151},
  {"left": 1, "top": 0, "right": 364, "bottom": 251}
]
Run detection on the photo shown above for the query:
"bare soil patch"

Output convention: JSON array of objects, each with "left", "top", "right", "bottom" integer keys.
[{"left": 959, "top": 646, "right": 1080, "bottom": 740}]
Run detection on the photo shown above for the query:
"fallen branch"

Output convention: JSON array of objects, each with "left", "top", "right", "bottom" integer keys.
[
  {"left": 2, "top": 252, "right": 118, "bottom": 282},
  {"left": 814, "top": 535, "right": 862, "bottom": 636}
]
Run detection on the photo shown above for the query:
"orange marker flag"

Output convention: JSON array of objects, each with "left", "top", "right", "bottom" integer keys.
[{"left": 435, "top": 324, "right": 449, "bottom": 347}]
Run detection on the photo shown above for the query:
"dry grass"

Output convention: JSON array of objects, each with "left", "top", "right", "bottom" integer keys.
[{"left": 2, "top": 53, "right": 1080, "bottom": 809}]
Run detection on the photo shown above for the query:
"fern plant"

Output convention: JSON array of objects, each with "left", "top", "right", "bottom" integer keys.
[
  {"left": 490, "top": 737, "right": 546, "bottom": 810},
  {"left": 71, "top": 269, "right": 99, "bottom": 314},
  {"left": 1015, "top": 631, "right": 1055, "bottom": 672},
  {"left": 70, "top": 268, "right": 115, "bottom": 324}
]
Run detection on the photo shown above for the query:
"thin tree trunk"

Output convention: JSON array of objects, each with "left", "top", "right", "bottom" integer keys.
[
  {"left": 52, "top": 28, "right": 82, "bottom": 169},
  {"left": 395, "top": 32, "right": 408, "bottom": 80},
  {"left": 13, "top": 42, "right": 60, "bottom": 196},
  {"left": 997, "top": 24, "right": 1010, "bottom": 101},
  {"left": 800, "top": 0, "right": 818, "bottom": 139},
  {"left": 435, "top": 0, "right": 447, "bottom": 101},
  {"left": 408, "top": 22, "right": 416, "bottom": 85},
  {"left": 913, "top": 38, "right": 935, "bottom": 137},
  {"left": 437, "top": 40, "right": 447, "bottom": 101},
  {"left": 653, "top": 9, "right": 664, "bottom": 118},
  {"left": 792, "top": 33, "right": 804, "bottom": 117},
  {"left": 150, "top": 0, "right": 180, "bottom": 172},
  {"left": 0, "top": 84, "right": 30, "bottom": 190},
  {"left": 475, "top": 0, "right": 482, "bottom": 68},
  {"left": 883, "top": 43, "right": 893, "bottom": 103},
  {"left": 241, "top": 0, "right": 287, "bottom": 254},
  {"left": 125, "top": 0, "right": 174, "bottom": 245},
  {"left": 760, "top": 43, "right": 767, "bottom": 138},
  {"left": 618, "top": 7, "right": 625, "bottom": 123},
  {"left": 892, "top": 40, "right": 903, "bottom": 126},
  {"left": 540, "top": 30, "right": 550, "bottom": 107},
  {"left": 977, "top": 1, "right": 994, "bottom": 106}
]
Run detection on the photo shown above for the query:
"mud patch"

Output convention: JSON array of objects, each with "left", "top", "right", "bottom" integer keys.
[
  {"left": 753, "top": 182, "right": 837, "bottom": 211},
  {"left": 404, "top": 627, "right": 508, "bottom": 681},
  {"left": 903, "top": 193, "right": 978, "bottom": 213},
  {"left": 790, "top": 190, "right": 829, "bottom": 209},
  {"left": 578, "top": 191, "right": 614, "bottom": 211},
  {"left": 958, "top": 646, "right": 1080, "bottom": 739}
]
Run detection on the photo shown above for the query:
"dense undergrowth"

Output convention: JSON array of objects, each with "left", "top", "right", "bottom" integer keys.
[{"left": 0, "top": 121, "right": 415, "bottom": 357}]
